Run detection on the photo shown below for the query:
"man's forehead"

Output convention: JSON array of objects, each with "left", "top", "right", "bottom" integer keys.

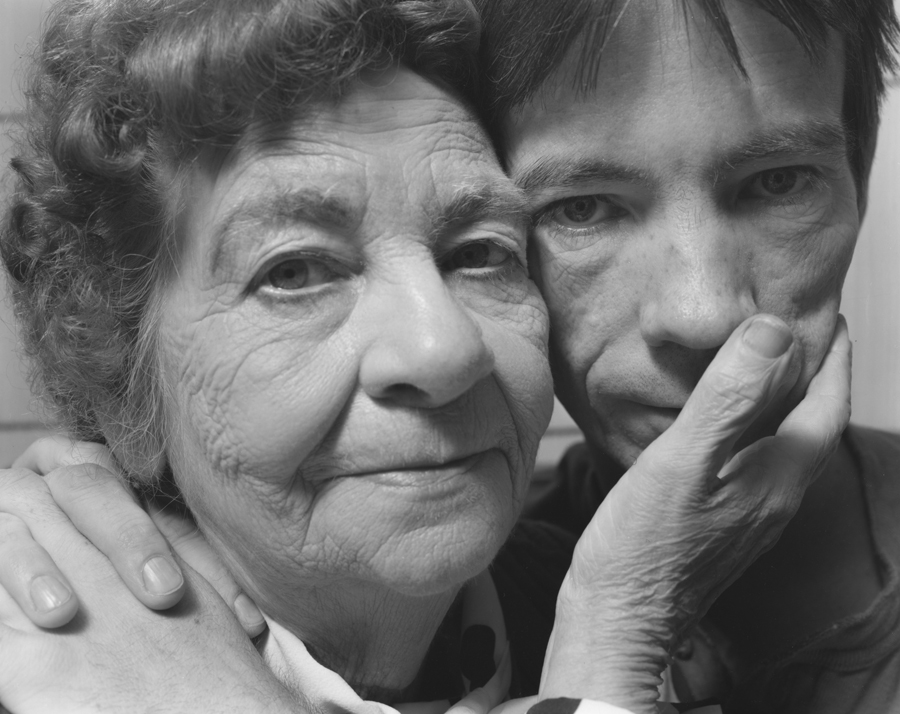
[
  {"left": 522, "top": 0, "right": 843, "bottom": 109},
  {"left": 503, "top": 0, "right": 846, "bottom": 175}
]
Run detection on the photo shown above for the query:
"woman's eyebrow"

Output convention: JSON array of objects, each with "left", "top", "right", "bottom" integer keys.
[
  {"left": 713, "top": 120, "right": 848, "bottom": 178},
  {"left": 209, "top": 188, "right": 360, "bottom": 274},
  {"left": 433, "top": 181, "right": 529, "bottom": 234},
  {"left": 511, "top": 157, "right": 654, "bottom": 195}
]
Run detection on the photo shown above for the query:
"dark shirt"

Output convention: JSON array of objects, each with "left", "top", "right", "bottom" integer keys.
[
  {"left": 492, "top": 520, "right": 577, "bottom": 696},
  {"left": 526, "top": 426, "right": 900, "bottom": 713}
]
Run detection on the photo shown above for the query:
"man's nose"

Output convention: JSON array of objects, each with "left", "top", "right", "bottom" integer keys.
[
  {"left": 358, "top": 263, "right": 495, "bottom": 408},
  {"left": 639, "top": 217, "right": 756, "bottom": 350}
]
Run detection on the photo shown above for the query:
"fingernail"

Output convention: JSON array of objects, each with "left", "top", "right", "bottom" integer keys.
[
  {"left": 31, "top": 574, "right": 73, "bottom": 613},
  {"left": 142, "top": 556, "right": 184, "bottom": 595},
  {"left": 743, "top": 317, "right": 793, "bottom": 358},
  {"left": 234, "top": 593, "right": 265, "bottom": 629}
]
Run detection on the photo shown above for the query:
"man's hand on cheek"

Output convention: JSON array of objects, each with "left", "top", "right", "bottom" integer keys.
[
  {"left": 0, "top": 436, "right": 265, "bottom": 636},
  {"left": 541, "top": 315, "right": 851, "bottom": 714}
]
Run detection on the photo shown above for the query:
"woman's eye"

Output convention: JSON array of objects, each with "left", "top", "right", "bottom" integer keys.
[
  {"left": 546, "top": 195, "right": 626, "bottom": 227},
  {"left": 440, "top": 241, "right": 513, "bottom": 272},
  {"left": 745, "top": 167, "right": 812, "bottom": 199},
  {"left": 263, "top": 257, "right": 339, "bottom": 291}
]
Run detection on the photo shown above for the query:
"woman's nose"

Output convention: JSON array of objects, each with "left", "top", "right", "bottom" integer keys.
[
  {"left": 358, "top": 267, "right": 495, "bottom": 408},
  {"left": 639, "top": 222, "right": 756, "bottom": 350}
]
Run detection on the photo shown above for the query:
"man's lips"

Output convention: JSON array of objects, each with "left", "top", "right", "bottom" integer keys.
[
  {"left": 627, "top": 399, "right": 684, "bottom": 411},
  {"left": 592, "top": 397, "right": 685, "bottom": 437},
  {"left": 610, "top": 394, "right": 686, "bottom": 412}
]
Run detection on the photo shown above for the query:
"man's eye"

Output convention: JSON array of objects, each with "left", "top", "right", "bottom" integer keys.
[
  {"left": 746, "top": 168, "right": 811, "bottom": 198},
  {"left": 547, "top": 195, "right": 626, "bottom": 227},
  {"left": 264, "top": 257, "right": 339, "bottom": 290},
  {"left": 440, "top": 241, "right": 513, "bottom": 272}
]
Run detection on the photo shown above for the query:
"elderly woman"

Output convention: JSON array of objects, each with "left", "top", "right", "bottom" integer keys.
[{"left": 0, "top": 0, "right": 849, "bottom": 713}]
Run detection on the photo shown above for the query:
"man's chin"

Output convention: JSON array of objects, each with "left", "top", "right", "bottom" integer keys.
[
  {"left": 587, "top": 391, "right": 802, "bottom": 471},
  {"left": 587, "top": 422, "right": 668, "bottom": 470}
]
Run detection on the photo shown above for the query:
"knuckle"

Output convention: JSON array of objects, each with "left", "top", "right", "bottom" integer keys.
[
  {"left": 0, "top": 468, "right": 51, "bottom": 497},
  {"left": 0, "top": 471, "right": 59, "bottom": 523},
  {"left": 0, "top": 513, "right": 30, "bottom": 542},
  {"left": 45, "top": 464, "right": 137, "bottom": 517},
  {"left": 45, "top": 463, "right": 117, "bottom": 495},
  {"left": 751, "top": 488, "right": 802, "bottom": 532},
  {"left": 705, "top": 368, "right": 767, "bottom": 414},
  {"left": 113, "top": 517, "right": 164, "bottom": 554}
]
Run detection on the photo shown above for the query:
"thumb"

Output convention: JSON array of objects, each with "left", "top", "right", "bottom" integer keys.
[{"left": 639, "top": 314, "right": 796, "bottom": 481}]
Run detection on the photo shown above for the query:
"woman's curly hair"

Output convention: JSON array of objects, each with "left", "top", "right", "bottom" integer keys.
[{"left": 1, "top": 0, "right": 481, "bottom": 482}]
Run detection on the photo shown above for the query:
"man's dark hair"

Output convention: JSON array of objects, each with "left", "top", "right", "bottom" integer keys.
[{"left": 475, "top": 0, "right": 899, "bottom": 192}]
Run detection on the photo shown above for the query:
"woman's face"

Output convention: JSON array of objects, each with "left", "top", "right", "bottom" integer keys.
[{"left": 156, "top": 68, "right": 553, "bottom": 621}]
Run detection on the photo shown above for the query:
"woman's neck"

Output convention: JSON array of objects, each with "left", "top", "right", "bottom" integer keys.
[{"left": 267, "top": 580, "right": 461, "bottom": 699}]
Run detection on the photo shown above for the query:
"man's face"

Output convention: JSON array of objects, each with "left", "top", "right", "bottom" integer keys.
[{"left": 503, "top": 0, "right": 860, "bottom": 466}]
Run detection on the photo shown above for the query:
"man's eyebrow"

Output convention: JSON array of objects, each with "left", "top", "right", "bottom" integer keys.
[
  {"left": 433, "top": 181, "right": 529, "bottom": 234},
  {"left": 512, "top": 157, "right": 653, "bottom": 195},
  {"left": 210, "top": 188, "right": 360, "bottom": 274},
  {"left": 714, "top": 120, "right": 849, "bottom": 178}
]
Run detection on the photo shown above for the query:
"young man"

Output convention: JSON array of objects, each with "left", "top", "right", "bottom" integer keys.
[{"left": 476, "top": 0, "right": 899, "bottom": 710}]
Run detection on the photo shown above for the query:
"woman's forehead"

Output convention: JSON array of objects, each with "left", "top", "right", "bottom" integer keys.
[{"left": 174, "top": 72, "right": 522, "bottom": 271}]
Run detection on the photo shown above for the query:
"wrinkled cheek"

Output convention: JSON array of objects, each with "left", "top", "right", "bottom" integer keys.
[{"left": 498, "top": 339, "right": 553, "bottom": 503}]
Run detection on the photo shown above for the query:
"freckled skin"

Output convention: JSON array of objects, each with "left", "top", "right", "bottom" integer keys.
[
  {"left": 156, "top": 68, "right": 552, "bottom": 688},
  {"left": 505, "top": 0, "right": 858, "bottom": 467}
]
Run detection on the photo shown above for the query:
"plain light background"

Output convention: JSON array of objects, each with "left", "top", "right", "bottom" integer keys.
[{"left": 1, "top": 0, "right": 899, "bottom": 470}]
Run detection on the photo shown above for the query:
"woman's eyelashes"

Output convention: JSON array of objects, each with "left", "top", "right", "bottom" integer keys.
[
  {"left": 254, "top": 253, "right": 351, "bottom": 294},
  {"left": 251, "top": 239, "right": 521, "bottom": 295},
  {"left": 438, "top": 239, "right": 521, "bottom": 274}
]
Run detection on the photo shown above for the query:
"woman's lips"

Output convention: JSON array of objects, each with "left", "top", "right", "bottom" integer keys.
[
  {"left": 303, "top": 448, "right": 507, "bottom": 487},
  {"left": 596, "top": 397, "right": 684, "bottom": 444},
  {"left": 352, "top": 449, "right": 504, "bottom": 488}
]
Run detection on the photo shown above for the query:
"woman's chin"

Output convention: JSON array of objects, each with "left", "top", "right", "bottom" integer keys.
[
  {"left": 295, "top": 448, "right": 522, "bottom": 594},
  {"left": 364, "top": 518, "right": 514, "bottom": 597}
]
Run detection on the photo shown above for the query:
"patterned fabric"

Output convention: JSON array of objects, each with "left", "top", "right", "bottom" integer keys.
[
  {"left": 256, "top": 563, "right": 644, "bottom": 714},
  {"left": 527, "top": 697, "right": 634, "bottom": 714},
  {"left": 258, "top": 570, "right": 513, "bottom": 714}
]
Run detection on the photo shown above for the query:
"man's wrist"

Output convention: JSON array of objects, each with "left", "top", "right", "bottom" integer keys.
[{"left": 542, "top": 576, "right": 671, "bottom": 712}]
